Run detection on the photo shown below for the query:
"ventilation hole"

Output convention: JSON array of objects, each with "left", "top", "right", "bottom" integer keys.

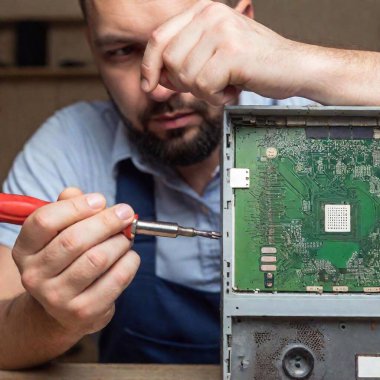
[{"left": 251, "top": 321, "right": 326, "bottom": 379}]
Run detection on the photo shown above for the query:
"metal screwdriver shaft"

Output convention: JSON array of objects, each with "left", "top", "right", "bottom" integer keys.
[{"left": 130, "top": 219, "right": 222, "bottom": 240}]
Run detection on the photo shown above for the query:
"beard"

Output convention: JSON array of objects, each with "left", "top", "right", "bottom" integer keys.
[{"left": 112, "top": 94, "right": 223, "bottom": 167}]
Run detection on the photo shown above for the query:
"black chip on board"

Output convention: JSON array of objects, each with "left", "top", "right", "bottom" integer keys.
[
  {"left": 352, "top": 127, "right": 374, "bottom": 139},
  {"left": 329, "top": 126, "right": 351, "bottom": 139},
  {"left": 306, "top": 127, "right": 329, "bottom": 139}
]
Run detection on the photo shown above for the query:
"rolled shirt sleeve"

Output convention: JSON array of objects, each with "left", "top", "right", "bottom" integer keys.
[{"left": 0, "top": 101, "right": 118, "bottom": 249}]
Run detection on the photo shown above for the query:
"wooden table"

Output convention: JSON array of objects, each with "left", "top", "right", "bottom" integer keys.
[{"left": 0, "top": 363, "right": 220, "bottom": 380}]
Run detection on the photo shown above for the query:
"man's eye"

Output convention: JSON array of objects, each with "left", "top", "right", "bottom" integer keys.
[{"left": 106, "top": 46, "right": 136, "bottom": 59}]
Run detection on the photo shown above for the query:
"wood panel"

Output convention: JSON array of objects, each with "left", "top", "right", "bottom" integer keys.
[
  {"left": 0, "top": 25, "right": 14, "bottom": 66},
  {"left": 0, "top": 0, "right": 82, "bottom": 21},
  {"left": 0, "top": 364, "right": 220, "bottom": 380},
  {"left": 49, "top": 23, "right": 94, "bottom": 69},
  {"left": 254, "top": 0, "right": 380, "bottom": 51},
  {"left": 0, "top": 22, "right": 92, "bottom": 69}
]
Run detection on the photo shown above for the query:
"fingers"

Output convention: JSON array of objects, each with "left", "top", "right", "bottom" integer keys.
[
  {"left": 163, "top": 32, "right": 218, "bottom": 95},
  {"left": 23, "top": 249, "right": 139, "bottom": 337},
  {"left": 14, "top": 193, "right": 107, "bottom": 261},
  {"left": 141, "top": 0, "right": 210, "bottom": 92},
  {"left": 158, "top": 70, "right": 180, "bottom": 93},
  {"left": 58, "top": 187, "right": 84, "bottom": 201},
  {"left": 52, "top": 233, "right": 132, "bottom": 300},
  {"left": 70, "top": 250, "right": 140, "bottom": 318},
  {"left": 158, "top": 19, "right": 207, "bottom": 92},
  {"left": 141, "top": 0, "right": 244, "bottom": 105},
  {"left": 197, "top": 51, "right": 241, "bottom": 105},
  {"left": 34, "top": 203, "right": 135, "bottom": 278},
  {"left": 171, "top": 48, "right": 240, "bottom": 105},
  {"left": 11, "top": 188, "right": 139, "bottom": 337}
]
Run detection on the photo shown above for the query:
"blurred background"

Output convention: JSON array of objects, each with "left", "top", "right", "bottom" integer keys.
[{"left": 1, "top": 0, "right": 380, "bottom": 362}]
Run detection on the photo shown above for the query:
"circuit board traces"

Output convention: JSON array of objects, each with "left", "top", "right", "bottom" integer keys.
[{"left": 234, "top": 126, "right": 380, "bottom": 292}]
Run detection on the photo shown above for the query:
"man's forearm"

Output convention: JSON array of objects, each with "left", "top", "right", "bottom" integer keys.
[
  {"left": 0, "top": 292, "right": 82, "bottom": 370},
  {"left": 297, "top": 43, "right": 380, "bottom": 106}
]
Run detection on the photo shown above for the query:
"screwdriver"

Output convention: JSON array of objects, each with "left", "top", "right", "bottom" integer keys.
[{"left": 0, "top": 193, "right": 222, "bottom": 240}]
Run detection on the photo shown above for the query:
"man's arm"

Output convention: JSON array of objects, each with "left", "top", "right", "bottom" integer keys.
[
  {"left": 293, "top": 44, "right": 380, "bottom": 106},
  {"left": 0, "top": 189, "right": 139, "bottom": 370},
  {"left": 140, "top": 0, "right": 380, "bottom": 106}
]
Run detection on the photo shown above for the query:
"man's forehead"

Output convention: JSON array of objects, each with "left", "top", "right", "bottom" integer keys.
[
  {"left": 90, "top": 0, "right": 201, "bottom": 21},
  {"left": 88, "top": 0, "right": 201, "bottom": 38}
]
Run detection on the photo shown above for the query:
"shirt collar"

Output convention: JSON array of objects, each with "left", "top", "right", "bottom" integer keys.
[
  {"left": 111, "top": 119, "right": 177, "bottom": 181},
  {"left": 111, "top": 119, "right": 133, "bottom": 169}
]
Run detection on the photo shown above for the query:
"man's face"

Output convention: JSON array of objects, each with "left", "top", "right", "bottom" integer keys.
[{"left": 87, "top": 0, "right": 229, "bottom": 166}]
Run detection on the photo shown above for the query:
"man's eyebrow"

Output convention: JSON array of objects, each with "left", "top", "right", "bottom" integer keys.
[{"left": 94, "top": 34, "right": 136, "bottom": 48}]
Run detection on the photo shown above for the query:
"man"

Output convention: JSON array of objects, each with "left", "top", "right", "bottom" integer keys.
[{"left": 0, "top": 0, "right": 379, "bottom": 370}]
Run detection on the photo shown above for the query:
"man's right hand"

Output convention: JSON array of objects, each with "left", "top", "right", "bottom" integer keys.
[{"left": 11, "top": 188, "right": 140, "bottom": 338}]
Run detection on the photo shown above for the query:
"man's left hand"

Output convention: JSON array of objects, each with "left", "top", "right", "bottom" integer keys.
[{"left": 140, "top": 0, "right": 301, "bottom": 105}]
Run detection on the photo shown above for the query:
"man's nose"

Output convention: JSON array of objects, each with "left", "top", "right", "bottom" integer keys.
[{"left": 148, "top": 84, "right": 178, "bottom": 102}]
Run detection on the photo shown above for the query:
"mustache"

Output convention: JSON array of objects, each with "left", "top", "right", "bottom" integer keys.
[{"left": 139, "top": 96, "right": 210, "bottom": 131}]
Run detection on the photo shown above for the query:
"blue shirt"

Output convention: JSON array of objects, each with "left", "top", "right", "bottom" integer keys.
[{"left": 0, "top": 93, "right": 314, "bottom": 292}]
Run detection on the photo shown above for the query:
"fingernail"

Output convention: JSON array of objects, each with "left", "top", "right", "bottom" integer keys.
[
  {"left": 115, "top": 204, "right": 133, "bottom": 220},
  {"left": 141, "top": 78, "right": 150, "bottom": 92},
  {"left": 86, "top": 193, "right": 104, "bottom": 209}
]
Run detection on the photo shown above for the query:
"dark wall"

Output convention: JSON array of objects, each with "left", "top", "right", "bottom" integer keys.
[{"left": 254, "top": 0, "right": 380, "bottom": 51}]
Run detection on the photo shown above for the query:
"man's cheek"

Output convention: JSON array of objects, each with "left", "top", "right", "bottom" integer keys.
[{"left": 111, "top": 86, "right": 147, "bottom": 127}]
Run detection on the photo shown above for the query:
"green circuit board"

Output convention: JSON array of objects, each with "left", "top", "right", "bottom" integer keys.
[{"left": 234, "top": 125, "right": 380, "bottom": 292}]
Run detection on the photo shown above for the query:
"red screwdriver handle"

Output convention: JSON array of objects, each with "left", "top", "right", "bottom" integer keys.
[
  {"left": 123, "top": 215, "right": 139, "bottom": 240},
  {"left": 0, "top": 193, "right": 50, "bottom": 225},
  {"left": 0, "top": 193, "right": 138, "bottom": 240}
]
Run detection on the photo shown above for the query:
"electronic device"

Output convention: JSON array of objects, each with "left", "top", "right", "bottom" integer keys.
[{"left": 222, "top": 106, "right": 380, "bottom": 380}]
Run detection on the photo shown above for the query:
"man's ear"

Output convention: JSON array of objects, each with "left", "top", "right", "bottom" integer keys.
[{"left": 234, "top": 0, "right": 254, "bottom": 19}]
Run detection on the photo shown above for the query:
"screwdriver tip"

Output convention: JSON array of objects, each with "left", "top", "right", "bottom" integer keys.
[{"left": 195, "top": 230, "right": 222, "bottom": 239}]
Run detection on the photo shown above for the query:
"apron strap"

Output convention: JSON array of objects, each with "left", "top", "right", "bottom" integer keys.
[
  {"left": 116, "top": 159, "right": 156, "bottom": 273},
  {"left": 99, "top": 158, "right": 220, "bottom": 364}
]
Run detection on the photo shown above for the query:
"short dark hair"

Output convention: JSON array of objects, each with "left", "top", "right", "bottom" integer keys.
[{"left": 79, "top": 0, "right": 241, "bottom": 19}]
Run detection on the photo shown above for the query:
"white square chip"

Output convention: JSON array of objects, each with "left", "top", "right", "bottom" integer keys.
[{"left": 325, "top": 204, "right": 351, "bottom": 232}]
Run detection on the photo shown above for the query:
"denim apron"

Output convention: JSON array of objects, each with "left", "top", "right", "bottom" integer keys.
[{"left": 99, "top": 159, "right": 220, "bottom": 363}]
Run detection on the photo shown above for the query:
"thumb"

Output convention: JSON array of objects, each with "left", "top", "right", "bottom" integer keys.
[{"left": 57, "top": 187, "right": 84, "bottom": 201}]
